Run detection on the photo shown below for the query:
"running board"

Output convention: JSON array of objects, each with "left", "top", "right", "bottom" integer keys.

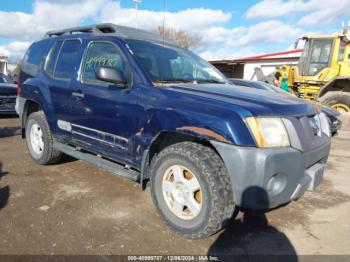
[{"left": 53, "top": 142, "right": 140, "bottom": 182}]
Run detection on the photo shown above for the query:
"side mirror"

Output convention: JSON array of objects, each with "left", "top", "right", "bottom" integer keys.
[{"left": 96, "top": 67, "right": 126, "bottom": 86}]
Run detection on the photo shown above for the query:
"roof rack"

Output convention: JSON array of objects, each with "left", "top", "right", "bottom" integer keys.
[{"left": 45, "top": 23, "right": 175, "bottom": 45}]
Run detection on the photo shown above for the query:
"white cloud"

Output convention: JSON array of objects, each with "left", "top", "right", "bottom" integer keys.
[
  {"left": 246, "top": 0, "right": 307, "bottom": 19},
  {"left": 199, "top": 21, "right": 302, "bottom": 49},
  {"left": 199, "top": 47, "right": 255, "bottom": 61},
  {"left": 0, "top": 0, "right": 233, "bottom": 58},
  {"left": 99, "top": 2, "right": 232, "bottom": 32},
  {"left": 0, "top": 0, "right": 304, "bottom": 60},
  {"left": 0, "top": 41, "right": 31, "bottom": 57},
  {"left": 298, "top": 0, "right": 350, "bottom": 26},
  {"left": 0, "top": 0, "right": 108, "bottom": 41},
  {"left": 246, "top": 0, "right": 350, "bottom": 27}
]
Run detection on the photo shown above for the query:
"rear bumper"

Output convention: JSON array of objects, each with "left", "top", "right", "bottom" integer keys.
[
  {"left": 0, "top": 95, "right": 16, "bottom": 113},
  {"left": 211, "top": 140, "right": 331, "bottom": 209}
]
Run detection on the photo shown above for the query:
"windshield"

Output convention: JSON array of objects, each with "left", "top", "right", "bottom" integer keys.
[
  {"left": 0, "top": 73, "right": 13, "bottom": 84},
  {"left": 298, "top": 39, "right": 309, "bottom": 76},
  {"left": 126, "top": 39, "right": 228, "bottom": 84},
  {"left": 299, "top": 38, "right": 333, "bottom": 76}
]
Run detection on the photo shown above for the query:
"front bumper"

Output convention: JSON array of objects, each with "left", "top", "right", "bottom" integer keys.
[
  {"left": 211, "top": 140, "right": 331, "bottom": 209},
  {"left": 329, "top": 117, "right": 342, "bottom": 136}
]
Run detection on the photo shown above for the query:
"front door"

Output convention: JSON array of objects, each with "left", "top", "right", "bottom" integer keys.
[{"left": 69, "top": 40, "right": 141, "bottom": 166}]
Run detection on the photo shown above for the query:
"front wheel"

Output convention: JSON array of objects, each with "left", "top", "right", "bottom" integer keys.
[
  {"left": 25, "top": 111, "right": 62, "bottom": 165},
  {"left": 149, "top": 142, "right": 235, "bottom": 239}
]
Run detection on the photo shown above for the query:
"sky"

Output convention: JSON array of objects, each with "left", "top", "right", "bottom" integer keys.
[{"left": 0, "top": 0, "right": 349, "bottom": 61}]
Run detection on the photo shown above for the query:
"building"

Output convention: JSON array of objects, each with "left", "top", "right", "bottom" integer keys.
[
  {"left": 0, "top": 55, "right": 8, "bottom": 75},
  {"left": 210, "top": 49, "right": 303, "bottom": 80}
]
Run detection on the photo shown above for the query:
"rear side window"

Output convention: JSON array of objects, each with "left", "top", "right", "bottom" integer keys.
[
  {"left": 45, "top": 41, "right": 63, "bottom": 77},
  {"left": 21, "top": 40, "right": 49, "bottom": 76},
  {"left": 53, "top": 40, "right": 81, "bottom": 79}
]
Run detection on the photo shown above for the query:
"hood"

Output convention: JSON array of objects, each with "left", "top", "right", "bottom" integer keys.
[
  {"left": 165, "top": 83, "right": 318, "bottom": 117},
  {"left": 320, "top": 106, "right": 340, "bottom": 118},
  {"left": 0, "top": 83, "right": 17, "bottom": 95}
]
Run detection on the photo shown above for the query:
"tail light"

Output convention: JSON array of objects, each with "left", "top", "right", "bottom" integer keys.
[{"left": 17, "top": 73, "right": 21, "bottom": 96}]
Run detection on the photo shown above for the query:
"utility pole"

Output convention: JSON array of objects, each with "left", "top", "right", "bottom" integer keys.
[{"left": 133, "top": 0, "right": 142, "bottom": 28}]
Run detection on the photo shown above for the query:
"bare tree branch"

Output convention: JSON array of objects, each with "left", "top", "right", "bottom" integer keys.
[{"left": 154, "top": 26, "right": 202, "bottom": 50}]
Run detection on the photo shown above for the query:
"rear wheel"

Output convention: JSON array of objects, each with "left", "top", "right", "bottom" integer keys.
[
  {"left": 25, "top": 111, "right": 62, "bottom": 165},
  {"left": 319, "top": 91, "right": 350, "bottom": 113},
  {"left": 149, "top": 142, "right": 235, "bottom": 239}
]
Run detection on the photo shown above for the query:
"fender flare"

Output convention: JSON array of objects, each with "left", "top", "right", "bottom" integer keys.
[{"left": 318, "top": 77, "right": 350, "bottom": 98}]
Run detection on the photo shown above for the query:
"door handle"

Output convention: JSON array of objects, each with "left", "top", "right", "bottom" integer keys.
[{"left": 72, "top": 91, "right": 85, "bottom": 99}]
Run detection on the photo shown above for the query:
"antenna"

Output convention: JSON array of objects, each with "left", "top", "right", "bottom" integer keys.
[{"left": 133, "top": 0, "right": 142, "bottom": 28}]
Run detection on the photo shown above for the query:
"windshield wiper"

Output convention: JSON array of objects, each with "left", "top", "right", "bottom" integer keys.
[
  {"left": 196, "top": 79, "right": 227, "bottom": 84},
  {"left": 156, "top": 79, "right": 227, "bottom": 84},
  {"left": 156, "top": 79, "right": 195, "bottom": 83}
]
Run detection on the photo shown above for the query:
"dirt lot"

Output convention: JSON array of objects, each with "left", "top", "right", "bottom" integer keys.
[{"left": 1, "top": 116, "right": 350, "bottom": 257}]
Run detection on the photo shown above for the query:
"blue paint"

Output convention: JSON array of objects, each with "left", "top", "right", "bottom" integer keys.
[{"left": 18, "top": 29, "right": 318, "bottom": 171}]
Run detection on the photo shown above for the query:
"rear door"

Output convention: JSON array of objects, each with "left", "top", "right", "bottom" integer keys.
[{"left": 45, "top": 39, "right": 82, "bottom": 141}]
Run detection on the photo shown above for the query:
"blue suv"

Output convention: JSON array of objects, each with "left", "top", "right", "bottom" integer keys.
[{"left": 16, "top": 24, "right": 331, "bottom": 239}]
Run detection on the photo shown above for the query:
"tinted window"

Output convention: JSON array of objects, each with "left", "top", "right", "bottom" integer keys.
[
  {"left": 21, "top": 40, "right": 49, "bottom": 76},
  {"left": 126, "top": 39, "right": 227, "bottom": 84},
  {"left": 82, "top": 42, "right": 126, "bottom": 84},
  {"left": 45, "top": 41, "right": 63, "bottom": 77},
  {"left": 54, "top": 40, "right": 81, "bottom": 79},
  {"left": 0, "top": 77, "right": 5, "bottom": 83},
  {"left": 27, "top": 41, "right": 48, "bottom": 65}
]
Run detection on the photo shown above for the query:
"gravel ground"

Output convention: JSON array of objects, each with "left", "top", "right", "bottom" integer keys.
[{"left": 0, "top": 116, "right": 350, "bottom": 259}]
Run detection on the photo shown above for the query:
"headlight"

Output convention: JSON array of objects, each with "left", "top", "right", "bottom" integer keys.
[{"left": 246, "top": 117, "right": 290, "bottom": 148}]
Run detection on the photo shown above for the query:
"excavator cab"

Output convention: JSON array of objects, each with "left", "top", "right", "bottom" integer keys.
[
  {"left": 279, "top": 31, "right": 350, "bottom": 113},
  {"left": 298, "top": 37, "right": 333, "bottom": 77}
]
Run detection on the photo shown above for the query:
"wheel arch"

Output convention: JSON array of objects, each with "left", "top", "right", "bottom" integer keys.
[
  {"left": 21, "top": 99, "right": 43, "bottom": 138},
  {"left": 140, "top": 131, "right": 225, "bottom": 190},
  {"left": 318, "top": 77, "right": 350, "bottom": 98}
]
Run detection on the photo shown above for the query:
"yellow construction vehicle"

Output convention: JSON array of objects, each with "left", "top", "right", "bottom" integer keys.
[{"left": 276, "top": 28, "right": 350, "bottom": 112}]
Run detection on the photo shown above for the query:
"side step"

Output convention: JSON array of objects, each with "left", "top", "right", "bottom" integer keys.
[{"left": 53, "top": 142, "right": 140, "bottom": 182}]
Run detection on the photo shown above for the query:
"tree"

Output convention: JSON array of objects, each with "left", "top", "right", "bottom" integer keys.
[{"left": 154, "top": 26, "right": 201, "bottom": 50}]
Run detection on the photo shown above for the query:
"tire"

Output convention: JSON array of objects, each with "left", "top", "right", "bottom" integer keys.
[
  {"left": 319, "top": 91, "right": 350, "bottom": 113},
  {"left": 149, "top": 142, "right": 235, "bottom": 239},
  {"left": 25, "top": 111, "right": 62, "bottom": 165}
]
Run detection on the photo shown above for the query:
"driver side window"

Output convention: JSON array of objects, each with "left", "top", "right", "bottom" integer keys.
[{"left": 82, "top": 42, "right": 126, "bottom": 84}]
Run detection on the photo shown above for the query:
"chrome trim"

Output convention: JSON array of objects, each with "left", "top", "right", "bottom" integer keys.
[
  {"left": 0, "top": 95, "right": 17, "bottom": 99},
  {"left": 72, "top": 131, "right": 127, "bottom": 150},
  {"left": 71, "top": 123, "right": 128, "bottom": 142},
  {"left": 57, "top": 120, "right": 72, "bottom": 132}
]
